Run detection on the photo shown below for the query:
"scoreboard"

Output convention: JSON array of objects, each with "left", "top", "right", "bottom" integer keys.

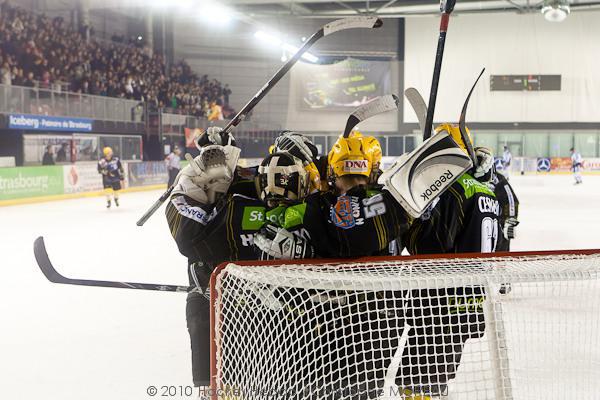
[{"left": 490, "top": 75, "right": 561, "bottom": 91}]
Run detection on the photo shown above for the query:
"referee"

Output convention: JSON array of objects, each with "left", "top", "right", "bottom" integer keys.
[{"left": 165, "top": 146, "right": 182, "bottom": 187}]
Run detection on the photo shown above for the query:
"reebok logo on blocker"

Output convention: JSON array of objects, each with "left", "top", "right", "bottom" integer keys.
[{"left": 420, "top": 170, "right": 454, "bottom": 201}]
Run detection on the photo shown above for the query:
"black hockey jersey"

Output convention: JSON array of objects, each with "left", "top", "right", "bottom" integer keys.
[
  {"left": 97, "top": 157, "right": 124, "bottom": 183},
  {"left": 490, "top": 172, "right": 519, "bottom": 251},
  {"left": 303, "top": 185, "right": 410, "bottom": 258},
  {"left": 404, "top": 173, "right": 501, "bottom": 254},
  {"left": 165, "top": 179, "right": 264, "bottom": 269}
]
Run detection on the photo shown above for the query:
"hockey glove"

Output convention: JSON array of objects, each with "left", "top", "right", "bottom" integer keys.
[
  {"left": 254, "top": 224, "right": 315, "bottom": 260},
  {"left": 196, "top": 126, "right": 236, "bottom": 148},
  {"left": 273, "top": 131, "right": 318, "bottom": 165},
  {"left": 172, "top": 145, "right": 240, "bottom": 204},
  {"left": 503, "top": 217, "right": 519, "bottom": 240}
]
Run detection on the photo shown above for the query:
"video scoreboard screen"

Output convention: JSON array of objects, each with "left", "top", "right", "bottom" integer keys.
[
  {"left": 297, "top": 58, "right": 391, "bottom": 110},
  {"left": 490, "top": 75, "right": 561, "bottom": 91}
]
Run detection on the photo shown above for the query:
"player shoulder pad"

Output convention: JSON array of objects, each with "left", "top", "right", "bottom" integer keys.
[{"left": 454, "top": 173, "right": 495, "bottom": 200}]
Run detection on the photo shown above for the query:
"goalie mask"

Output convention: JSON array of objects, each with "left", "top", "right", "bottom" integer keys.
[{"left": 257, "top": 152, "right": 309, "bottom": 206}]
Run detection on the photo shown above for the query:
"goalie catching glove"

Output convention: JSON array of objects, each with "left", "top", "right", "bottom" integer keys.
[
  {"left": 172, "top": 144, "right": 241, "bottom": 204},
  {"left": 254, "top": 224, "right": 315, "bottom": 260}
]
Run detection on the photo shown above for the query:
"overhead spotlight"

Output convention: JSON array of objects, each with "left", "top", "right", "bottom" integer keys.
[
  {"left": 542, "top": 0, "right": 570, "bottom": 22},
  {"left": 198, "top": 3, "right": 234, "bottom": 25},
  {"left": 254, "top": 31, "right": 319, "bottom": 63}
]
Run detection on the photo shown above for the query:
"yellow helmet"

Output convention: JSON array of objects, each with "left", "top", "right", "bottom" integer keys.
[
  {"left": 435, "top": 123, "right": 473, "bottom": 153},
  {"left": 103, "top": 147, "right": 113, "bottom": 157},
  {"left": 362, "top": 136, "right": 382, "bottom": 168},
  {"left": 304, "top": 161, "right": 323, "bottom": 193},
  {"left": 328, "top": 136, "right": 379, "bottom": 178},
  {"left": 349, "top": 130, "right": 363, "bottom": 138}
]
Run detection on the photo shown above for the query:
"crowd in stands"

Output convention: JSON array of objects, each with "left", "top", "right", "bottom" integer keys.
[{"left": 0, "top": 1, "right": 233, "bottom": 119}]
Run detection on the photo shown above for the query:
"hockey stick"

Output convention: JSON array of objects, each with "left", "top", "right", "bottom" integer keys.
[
  {"left": 342, "top": 94, "right": 400, "bottom": 138},
  {"left": 404, "top": 87, "right": 427, "bottom": 134},
  {"left": 458, "top": 68, "right": 485, "bottom": 166},
  {"left": 136, "top": 17, "right": 383, "bottom": 227},
  {"left": 423, "top": 0, "right": 457, "bottom": 140},
  {"left": 34, "top": 236, "right": 196, "bottom": 293}
]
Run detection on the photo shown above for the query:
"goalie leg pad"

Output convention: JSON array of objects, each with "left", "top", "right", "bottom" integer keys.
[{"left": 378, "top": 131, "right": 473, "bottom": 218}]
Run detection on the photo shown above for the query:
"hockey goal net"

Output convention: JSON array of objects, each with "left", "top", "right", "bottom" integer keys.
[{"left": 210, "top": 250, "right": 600, "bottom": 400}]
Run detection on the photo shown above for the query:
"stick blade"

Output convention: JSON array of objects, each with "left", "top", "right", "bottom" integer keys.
[
  {"left": 343, "top": 94, "right": 400, "bottom": 137},
  {"left": 324, "top": 16, "right": 383, "bottom": 36},
  {"left": 459, "top": 68, "right": 485, "bottom": 164},
  {"left": 404, "top": 87, "right": 428, "bottom": 134},
  {"left": 34, "top": 236, "right": 68, "bottom": 284}
]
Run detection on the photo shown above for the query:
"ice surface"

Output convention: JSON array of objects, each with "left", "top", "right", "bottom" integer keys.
[{"left": 0, "top": 174, "right": 598, "bottom": 399}]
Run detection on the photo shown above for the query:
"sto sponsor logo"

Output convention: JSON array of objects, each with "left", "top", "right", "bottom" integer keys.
[
  {"left": 343, "top": 159, "right": 369, "bottom": 173},
  {"left": 537, "top": 158, "right": 551, "bottom": 172},
  {"left": 420, "top": 170, "right": 454, "bottom": 201},
  {"left": 478, "top": 196, "right": 500, "bottom": 215}
]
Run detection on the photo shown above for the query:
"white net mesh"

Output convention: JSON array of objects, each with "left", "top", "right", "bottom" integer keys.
[{"left": 211, "top": 252, "right": 600, "bottom": 399}]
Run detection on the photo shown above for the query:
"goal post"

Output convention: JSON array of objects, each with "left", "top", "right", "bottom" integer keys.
[{"left": 210, "top": 249, "right": 600, "bottom": 399}]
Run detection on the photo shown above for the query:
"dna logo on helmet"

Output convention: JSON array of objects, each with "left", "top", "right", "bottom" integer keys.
[{"left": 343, "top": 160, "right": 368, "bottom": 173}]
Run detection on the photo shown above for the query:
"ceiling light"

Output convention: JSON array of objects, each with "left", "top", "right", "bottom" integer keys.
[
  {"left": 255, "top": 31, "right": 319, "bottom": 63},
  {"left": 542, "top": 0, "right": 570, "bottom": 22}
]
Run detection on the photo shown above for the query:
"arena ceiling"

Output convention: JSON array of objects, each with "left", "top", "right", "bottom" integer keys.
[
  {"left": 223, "top": 0, "right": 600, "bottom": 18},
  {"left": 78, "top": 0, "right": 600, "bottom": 18}
]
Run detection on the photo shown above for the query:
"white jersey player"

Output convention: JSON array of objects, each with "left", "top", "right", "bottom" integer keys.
[
  {"left": 502, "top": 146, "right": 512, "bottom": 176},
  {"left": 570, "top": 147, "right": 583, "bottom": 184}
]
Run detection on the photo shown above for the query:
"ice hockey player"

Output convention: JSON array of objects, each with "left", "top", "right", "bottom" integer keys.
[
  {"left": 399, "top": 125, "right": 500, "bottom": 398},
  {"left": 252, "top": 131, "right": 477, "bottom": 399},
  {"left": 502, "top": 145, "right": 512, "bottom": 177},
  {"left": 252, "top": 151, "right": 316, "bottom": 260},
  {"left": 571, "top": 147, "right": 583, "bottom": 184},
  {"left": 488, "top": 163, "right": 520, "bottom": 251},
  {"left": 97, "top": 146, "right": 124, "bottom": 208},
  {"left": 165, "top": 127, "right": 263, "bottom": 398},
  {"left": 404, "top": 125, "right": 500, "bottom": 254},
  {"left": 255, "top": 134, "right": 410, "bottom": 259}
]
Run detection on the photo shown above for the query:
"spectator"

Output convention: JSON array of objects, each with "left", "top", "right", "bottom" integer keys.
[
  {"left": 0, "top": 3, "right": 235, "bottom": 118},
  {"left": 207, "top": 99, "right": 223, "bottom": 121},
  {"left": 56, "top": 142, "right": 68, "bottom": 162},
  {"left": 1, "top": 62, "right": 11, "bottom": 85},
  {"left": 42, "top": 145, "right": 54, "bottom": 165}
]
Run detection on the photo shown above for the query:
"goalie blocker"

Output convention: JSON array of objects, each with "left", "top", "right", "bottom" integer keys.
[{"left": 379, "top": 130, "right": 473, "bottom": 218}]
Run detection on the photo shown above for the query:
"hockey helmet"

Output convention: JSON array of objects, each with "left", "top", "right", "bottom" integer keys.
[
  {"left": 328, "top": 135, "right": 381, "bottom": 179},
  {"left": 103, "top": 146, "right": 113, "bottom": 157},
  {"left": 435, "top": 123, "right": 473, "bottom": 153},
  {"left": 272, "top": 132, "right": 322, "bottom": 192},
  {"left": 257, "top": 152, "right": 309, "bottom": 205}
]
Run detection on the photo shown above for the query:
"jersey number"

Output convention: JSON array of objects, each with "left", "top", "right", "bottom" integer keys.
[
  {"left": 481, "top": 217, "right": 498, "bottom": 253},
  {"left": 362, "top": 195, "right": 386, "bottom": 219}
]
